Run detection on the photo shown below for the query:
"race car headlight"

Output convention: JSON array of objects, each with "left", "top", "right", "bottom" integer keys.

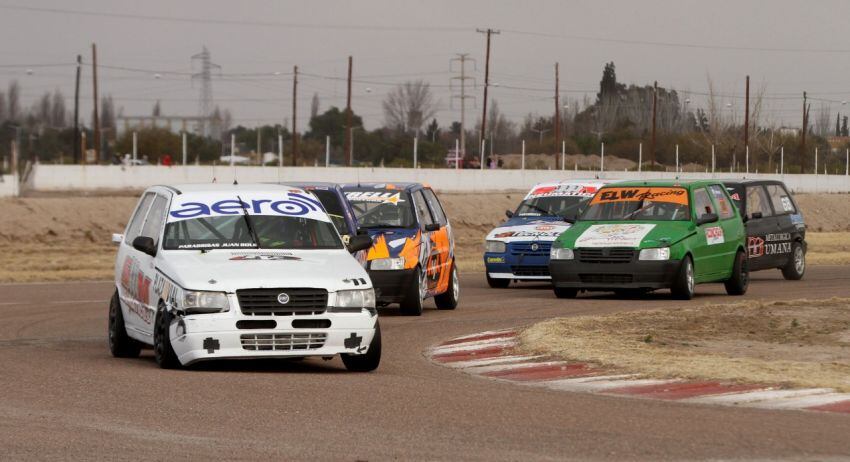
[
  {"left": 330, "top": 289, "right": 377, "bottom": 313},
  {"left": 370, "top": 257, "right": 405, "bottom": 271},
  {"left": 639, "top": 247, "right": 670, "bottom": 261},
  {"left": 485, "top": 240, "right": 506, "bottom": 253},
  {"left": 181, "top": 291, "right": 230, "bottom": 314},
  {"left": 550, "top": 247, "right": 574, "bottom": 260}
]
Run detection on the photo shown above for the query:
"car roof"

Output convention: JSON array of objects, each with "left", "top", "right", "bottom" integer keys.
[
  {"left": 283, "top": 181, "right": 342, "bottom": 190},
  {"left": 721, "top": 179, "right": 786, "bottom": 186},
  {"left": 341, "top": 182, "right": 422, "bottom": 191},
  {"left": 530, "top": 179, "right": 610, "bottom": 188},
  {"left": 603, "top": 179, "right": 720, "bottom": 189},
  {"left": 156, "top": 183, "right": 306, "bottom": 195}
]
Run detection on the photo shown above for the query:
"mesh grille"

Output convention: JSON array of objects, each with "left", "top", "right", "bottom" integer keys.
[
  {"left": 510, "top": 265, "right": 550, "bottom": 277},
  {"left": 510, "top": 242, "right": 552, "bottom": 257},
  {"left": 579, "top": 273, "right": 634, "bottom": 284},
  {"left": 240, "top": 332, "right": 327, "bottom": 351},
  {"left": 577, "top": 248, "right": 635, "bottom": 264}
]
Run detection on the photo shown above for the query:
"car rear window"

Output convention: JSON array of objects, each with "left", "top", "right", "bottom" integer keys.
[{"left": 765, "top": 184, "right": 796, "bottom": 214}]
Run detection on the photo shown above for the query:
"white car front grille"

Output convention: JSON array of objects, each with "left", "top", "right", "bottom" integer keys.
[{"left": 239, "top": 332, "right": 328, "bottom": 351}]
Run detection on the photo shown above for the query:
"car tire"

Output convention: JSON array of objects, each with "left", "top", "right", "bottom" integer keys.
[
  {"left": 153, "top": 304, "right": 180, "bottom": 369},
  {"left": 781, "top": 241, "right": 806, "bottom": 281},
  {"left": 341, "top": 322, "right": 381, "bottom": 372},
  {"left": 108, "top": 290, "right": 141, "bottom": 358},
  {"left": 671, "top": 256, "right": 695, "bottom": 300},
  {"left": 486, "top": 274, "right": 510, "bottom": 288},
  {"left": 724, "top": 250, "right": 749, "bottom": 296},
  {"left": 553, "top": 287, "right": 577, "bottom": 299},
  {"left": 435, "top": 264, "right": 459, "bottom": 310},
  {"left": 399, "top": 267, "right": 424, "bottom": 316}
]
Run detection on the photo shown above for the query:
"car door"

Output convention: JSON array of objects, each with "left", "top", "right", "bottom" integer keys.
[
  {"left": 121, "top": 193, "right": 169, "bottom": 338},
  {"left": 691, "top": 187, "right": 724, "bottom": 281},
  {"left": 117, "top": 192, "right": 155, "bottom": 338},
  {"left": 422, "top": 188, "right": 453, "bottom": 294},
  {"left": 742, "top": 184, "right": 778, "bottom": 270},
  {"left": 707, "top": 184, "right": 742, "bottom": 276},
  {"left": 411, "top": 189, "right": 442, "bottom": 294},
  {"left": 763, "top": 183, "right": 798, "bottom": 268}
]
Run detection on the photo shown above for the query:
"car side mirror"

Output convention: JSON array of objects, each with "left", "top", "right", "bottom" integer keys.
[
  {"left": 696, "top": 213, "right": 719, "bottom": 226},
  {"left": 356, "top": 227, "right": 368, "bottom": 236},
  {"left": 505, "top": 210, "right": 514, "bottom": 218},
  {"left": 347, "top": 234, "right": 373, "bottom": 253},
  {"left": 424, "top": 223, "right": 441, "bottom": 232},
  {"left": 132, "top": 236, "right": 157, "bottom": 257},
  {"left": 112, "top": 233, "right": 124, "bottom": 246}
]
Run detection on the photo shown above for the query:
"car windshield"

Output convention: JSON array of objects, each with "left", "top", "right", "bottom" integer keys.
[
  {"left": 581, "top": 187, "right": 690, "bottom": 221},
  {"left": 345, "top": 190, "right": 416, "bottom": 228},
  {"left": 163, "top": 215, "right": 342, "bottom": 250},
  {"left": 516, "top": 196, "right": 588, "bottom": 217}
]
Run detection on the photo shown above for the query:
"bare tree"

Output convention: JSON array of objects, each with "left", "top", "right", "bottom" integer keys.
[
  {"left": 37, "top": 92, "right": 51, "bottom": 127},
  {"left": 382, "top": 80, "right": 438, "bottom": 134},
  {"left": 814, "top": 103, "right": 831, "bottom": 137},
  {"left": 7, "top": 81, "right": 20, "bottom": 122},
  {"left": 310, "top": 92, "right": 320, "bottom": 120},
  {"left": 0, "top": 92, "right": 5, "bottom": 123},
  {"left": 51, "top": 89, "right": 66, "bottom": 128}
]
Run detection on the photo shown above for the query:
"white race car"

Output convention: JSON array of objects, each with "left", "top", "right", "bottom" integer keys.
[
  {"left": 108, "top": 183, "right": 380, "bottom": 371},
  {"left": 483, "top": 180, "right": 608, "bottom": 287}
]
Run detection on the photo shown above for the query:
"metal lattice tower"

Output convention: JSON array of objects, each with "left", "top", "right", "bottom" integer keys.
[{"left": 191, "top": 46, "right": 220, "bottom": 137}]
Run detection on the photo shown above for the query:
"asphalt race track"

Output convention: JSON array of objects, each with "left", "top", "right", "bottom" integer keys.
[{"left": 1, "top": 267, "right": 849, "bottom": 460}]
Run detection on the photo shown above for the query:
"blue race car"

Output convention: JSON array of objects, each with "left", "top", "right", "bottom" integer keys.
[{"left": 484, "top": 180, "right": 608, "bottom": 288}]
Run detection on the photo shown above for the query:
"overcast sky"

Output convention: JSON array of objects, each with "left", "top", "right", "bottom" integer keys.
[{"left": 1, "top": 0, "right": 849, "bottom": 132}]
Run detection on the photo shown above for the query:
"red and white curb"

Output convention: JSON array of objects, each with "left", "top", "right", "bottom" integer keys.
[{"left": 428, "top": 330, "right": 850, "bottom": 415}]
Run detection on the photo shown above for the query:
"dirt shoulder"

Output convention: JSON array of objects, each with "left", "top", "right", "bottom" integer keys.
[
  {"left": 0, "top": 192, "right": 847, "bottom": 283},
  {"left": 519, "top": 298, "right": 850, "bottom": 392}
]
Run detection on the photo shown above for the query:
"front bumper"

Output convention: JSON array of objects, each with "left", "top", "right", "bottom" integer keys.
[
  {"left": 549, "top": 258, "right": 681, "bottom": 290},
  {"left": 170, "top": 310, "right": 377, "bottom": 365},
  {"left": 367, "top": 268, "right": 418, "bottom": 304},
  {"left": 484, "top": 241, "right": 553, "bottom": 281}
]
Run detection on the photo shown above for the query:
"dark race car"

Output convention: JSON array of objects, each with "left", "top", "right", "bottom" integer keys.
[{"left": 723, "top": 179, "right": 807, "bottom": 280}]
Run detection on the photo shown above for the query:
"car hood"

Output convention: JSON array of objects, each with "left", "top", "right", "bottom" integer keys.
[
  {"left": 556, "top": 221, "right": 695, "bottom": 249},
  {"left": 486, "top": 216, "right": 570, "bottom": 243},
  {"left": 156, "top": 249, "right": 371, "bottom": 293}
]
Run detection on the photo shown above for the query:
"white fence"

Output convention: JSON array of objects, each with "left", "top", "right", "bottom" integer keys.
[
  {"left": 20, "top": 164, "right": 850, "bottom": 194},
  {"left": 0, "top": 175, "right": 18, "bottom": 197}
]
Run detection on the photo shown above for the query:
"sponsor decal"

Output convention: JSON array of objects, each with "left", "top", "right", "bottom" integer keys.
[
  {"left": 168, "top": 192, "right": 325, "bottom": 221},
  {"left": 705, "top": 226, "right": 725, "bottom": 245},
  {"left": 575, "top": 224, "right": 656, "bottom": 248},
  {"left": 780, "top": 196, "right": 794, "bottom": 212},
  {"left": 527, "top": 183, "right": 600, "bottom": 199},
  {"left": 345, "top": 191, "right": 405, "bottom": 205},
  {"left": 487, "top": 256, "right": 505, "bottom": 263},
  {"left": 120, "top": 256, "right": 154, "bottom": 324},
  {"left": 229, "top": 253, "right": 301, "bottom": 261},
  {"left": 153, "top": 272, "right": 181, "bottom": 311},
  {"left": 535, "top": 225, "right": 556, "bottom": 231},
  {"left": 591, "top": 187, "right": 689, "bottom": 206},
  {"left": 495, "top": 230, "right": 561, "bottom": 239},
  {"left": 748, "top": 236, "right": 792, "bottom": 258},
  {"left": 790, "top": 213, "right": 804, "bottom": 225},
  {"left": 730, "top": 192, "right": 741, "bottom": 201},
  {"left": 342, "top": 278, "right": 368, "bottom": 286}
]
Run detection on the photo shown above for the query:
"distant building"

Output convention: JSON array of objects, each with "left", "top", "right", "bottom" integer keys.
[{"left": 778, "top": 126, "right": 800, "bottom": 136}]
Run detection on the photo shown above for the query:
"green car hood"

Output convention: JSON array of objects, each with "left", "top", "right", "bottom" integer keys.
[{"left": 556, "top": 220, "right": 695, "bottom": 249}]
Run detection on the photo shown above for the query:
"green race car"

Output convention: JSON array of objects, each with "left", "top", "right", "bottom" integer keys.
[{"left": 549, "top": 180, "right": 748, "bottom": 300}]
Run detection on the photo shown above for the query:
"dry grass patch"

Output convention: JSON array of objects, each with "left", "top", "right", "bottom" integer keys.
[
  {"left": 519, "top": 298, "right": 850, "bottom": 391},
  {"left": 0, "top": 244, "right": 115, "bottom": 283},
  {"left": 807, "top": 232, "right": 850, "bottom": 265}
]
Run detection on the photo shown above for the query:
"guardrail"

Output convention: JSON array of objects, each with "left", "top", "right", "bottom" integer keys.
[{"left": 20, "top": 164, "right": 850, "bottom": 194}]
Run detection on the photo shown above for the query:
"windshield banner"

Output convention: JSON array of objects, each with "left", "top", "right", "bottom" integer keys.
[
  {"left": 590, "top": 187, "right": 689, "bottom": 205},
  {"left": 486, "top": 222, "right": 570, "bottom": 243},
  {"left": 525, "top": 183, "right": 602, "bottom": 199},
  {"left": 167, "top": 192, "right": 330, "bottom": 222},
  {"left": 575, "top": 223, "right": 656, "bottom": 248}
]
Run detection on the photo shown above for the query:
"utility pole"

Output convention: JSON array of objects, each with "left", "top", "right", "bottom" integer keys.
[
  {"left": 450, "top": 53, "right": 475, "bottom": 160},
  {"left": 73, "top": 54, "right": 81, "bottom": 164},
  {"left": 476, "top": 28, "right": 500, "bottom": 159},
  {"left": 801, "top": 91, "right": 809, "bottom": 174},
  {"left": 744, "top": 75, "right": 750, "bottom": 164},
  {"left": 291, "top": 65, "right": 298, "bottom": 166},
  {"left": 650, "top": 80, "right": 658, "bottom": 168},
  {"left": 344, "top": 55, "right": 353, "bottom": 166},
  {"left": 554, "top": 62, "right": 562, "bottom": 169},
  {"left": 91, "top": 43, "right": 100, "bottom": 164}
]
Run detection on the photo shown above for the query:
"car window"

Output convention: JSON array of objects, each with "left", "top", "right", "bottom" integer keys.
[
  {"left": 140, "top": 195, "right": 169, "bottom": 245},
  {"left": 308, "top": 189, "right": 349, "bottom": 235},
  {"left": 746, "top": 185, "right": 774, "bottom": 218},
  {"left": 125, "top": 192, "right": 155, "bottom": 242},
  {"left": 708, "top": 185, "right": 735, "bottom": 219},
  {"left": 422, "top": 188, "right": 448, "bottom": 225},
  {"left": 692, "top": 188, "right": 715, "bottom": 219},
  {"left": 412, "top": 190, "right": 435, "bottom": 227},
  {"left": 765, "top": 184, "right": 796, "bottom": 214}
]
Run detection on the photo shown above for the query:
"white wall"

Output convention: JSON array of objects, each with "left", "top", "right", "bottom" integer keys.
[
  {"left": 0, "top": 175, "right": 18, "bottom": 197},
  {"left": 25, "top": 164, "right": 850, "bottom": 194}
]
